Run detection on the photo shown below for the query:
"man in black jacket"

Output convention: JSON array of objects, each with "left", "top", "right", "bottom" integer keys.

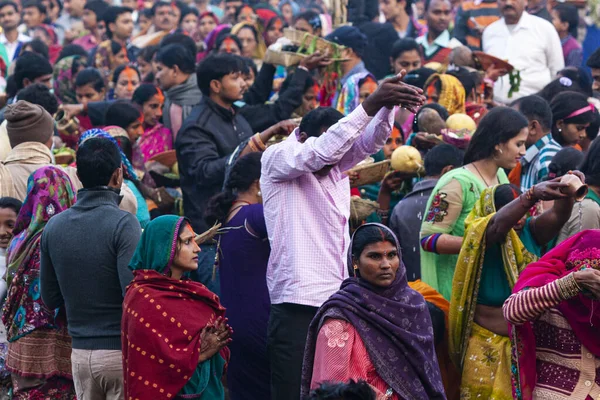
[{"left": 176, "top": 54, "right": 294, "bottom": 293}]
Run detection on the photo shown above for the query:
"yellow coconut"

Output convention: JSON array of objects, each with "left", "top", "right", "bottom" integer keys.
[
  {"left": 391, "top": 146, "right": 423, "bottom": 173},
  {"left": 446, "top": 113, "right": 477, "bottom": 132}
]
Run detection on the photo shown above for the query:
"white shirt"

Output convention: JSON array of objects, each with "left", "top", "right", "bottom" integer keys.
[
  {"left": 0, "top": 32, "right": 30, "bottom": 63},
  {"left": 482, "top": 12, "right": 564, "bottom": 104},
  {"left": 261, "top": 105, "right": 395, "bottom": 308}
]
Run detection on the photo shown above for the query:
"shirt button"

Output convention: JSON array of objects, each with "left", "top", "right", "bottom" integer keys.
[
  {"left": 585, "top": 380, "right": 592, "bottom": 387},
  {"left": 587, "top": 353, "right": 593, "bottom": 359}
]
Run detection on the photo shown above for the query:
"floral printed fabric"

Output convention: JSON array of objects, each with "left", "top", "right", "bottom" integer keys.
[{"left": 2, "top": 166, "right": 76, "bottom": 341}]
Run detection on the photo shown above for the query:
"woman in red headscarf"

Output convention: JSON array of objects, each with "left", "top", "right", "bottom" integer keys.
[{"left": 504, "top": 229, "right": 600, "bottom": 400}]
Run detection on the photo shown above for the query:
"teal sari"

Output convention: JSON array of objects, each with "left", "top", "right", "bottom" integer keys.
[{"left": 123, "top": 216, "right": 228, "bottom": 399}]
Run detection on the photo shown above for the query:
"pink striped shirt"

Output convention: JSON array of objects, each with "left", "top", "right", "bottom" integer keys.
[{"left": 261, "top": 105, "right": 396, "bottom": 307}]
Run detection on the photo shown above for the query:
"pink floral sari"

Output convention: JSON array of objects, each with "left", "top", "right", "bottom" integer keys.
[{"left": 137, "top": 124, "right": 173, "bottom": 163}]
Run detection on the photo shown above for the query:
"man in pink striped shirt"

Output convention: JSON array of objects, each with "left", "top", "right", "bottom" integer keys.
[{"left": 260, "top": 73, "right": 425, "bottom": 400}]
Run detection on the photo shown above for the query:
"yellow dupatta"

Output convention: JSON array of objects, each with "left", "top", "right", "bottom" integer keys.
[
  {"left": 425, "top": 74, "right": 466, "bottom": 115},
  {"left": 448, "top": 186, "right": 537, "bottom": 369}
]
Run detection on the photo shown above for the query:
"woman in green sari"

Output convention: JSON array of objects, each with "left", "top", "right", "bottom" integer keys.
[
  {"left": 449, "top": 179, "right": 579, "bottom": 400},
  {"left": 122, "top": 215, "right": 232, "bottom": 400},
  {"left": 420, "top": 107, "right": 528, "bottom": 300}
]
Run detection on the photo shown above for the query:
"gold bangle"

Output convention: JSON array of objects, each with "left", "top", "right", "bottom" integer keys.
[
  {"left": 253, "top": 133, "right": 266, "bottom": 151},
  {"left": 247, "top": 139, "right": 259, "bottom": 153}
]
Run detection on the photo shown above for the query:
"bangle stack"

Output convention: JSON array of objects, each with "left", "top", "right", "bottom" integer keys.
[
  {"left": 248, "top": 133, "right": 266, "bottom": 153},
  {"left": 557, "top": 272, "right": 582, "bottom": 299}
]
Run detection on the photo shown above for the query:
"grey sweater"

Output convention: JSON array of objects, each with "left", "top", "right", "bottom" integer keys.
[{"left": 40, "top": 189, "right": 141, "bottom": 350}]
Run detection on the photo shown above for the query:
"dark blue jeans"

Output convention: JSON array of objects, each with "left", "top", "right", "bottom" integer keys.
[{"left": 189, "top": 243, "right": 220, "bottom": 296}]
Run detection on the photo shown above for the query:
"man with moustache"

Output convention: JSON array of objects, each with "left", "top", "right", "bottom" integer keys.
[
  {"left": 132, "top": 1, "right": 177, "bottom": 48},
  {"left": 482, "top": 0, "right": 563, "bottom": 104}
]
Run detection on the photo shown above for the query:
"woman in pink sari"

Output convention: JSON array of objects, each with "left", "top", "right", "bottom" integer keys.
[
  {"left": 504, "top": 229, "right": 600, "bottom": 400},
  {"left": 131, "top": 83, "right": 173, "bottom": 164}
]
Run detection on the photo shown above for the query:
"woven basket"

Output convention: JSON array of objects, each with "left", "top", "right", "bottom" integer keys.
[
  {"left": 347, "top": 160, "right": 391, "bottom": 188},
  {"left": 283, "top": 28, "right": 342, "bottom": 55},
  {"left": 350, "top": 196, "right": 379, "bottom": 224},
  {"left": 264, "top": 49, "right": 306, "bottom": 66}
]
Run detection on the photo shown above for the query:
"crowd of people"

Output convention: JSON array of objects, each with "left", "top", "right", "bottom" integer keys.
[{"left": 0, "top": 0, "right": 597, "bottom": 399}]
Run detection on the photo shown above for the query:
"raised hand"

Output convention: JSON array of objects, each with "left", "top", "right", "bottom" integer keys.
[
  {"left": 362, "top": 71, "right": 426, "bottom": 116},
  {"left": 531, "top": 179, "right": 570, "bottom": 201},
  {"left": 574, "top": 268, "right": 600, "bottom": 299}
]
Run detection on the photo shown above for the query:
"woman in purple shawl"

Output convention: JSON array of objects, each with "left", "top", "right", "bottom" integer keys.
[{"left": 301, "top": 223, "right": 446, "bottom": 400}]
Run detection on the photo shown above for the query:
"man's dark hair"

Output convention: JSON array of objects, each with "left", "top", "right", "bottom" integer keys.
[
  {"left": 156, "top": 44, "right": 195, "bottom": 75},
  {"left": 0, "top": 1, "right": 18, "bottom": 13},
  {"left": 160, "top": 33, "right": 196, "bottom": 59},
  {"left": 76, "top": 137, "right": 122, "bottom": 188},
  {"left": 57, "top": 44, "right": 88, "bottom": 61},
  {"left": 105, "top": 100, "right": 141, "bottom": 129},
  {"left": 299, "top": 107, "right": 345, "bottom": 138},
  {"left": 308, "top": 380, "right": 376, "bottom": 400},
  {"left": 22, "top": 0, "right": 46, "bottom": 15},
  {"left": 554, "top": 4, "right": 578, "bottom": 38},
  {"left": 424, "top": 143, "right": 464, "bottom": 176},
  {"left": 0, "top": 197, "right": 22, "bottom": 215},
  {"left": 14, "top": 51, "right": 52, "bottom": 91},
  {"left": 196, "top": 53, "right": 246, "bottom": 96},
  {"left": 390, "top": 38, "right": 420, "bottom": 61},
  {"left": 294, "top": 9, "right": 320, "bottom": 26},
  {"left": 103, "top": 6, "right": 132, "bottom": 39},
  {"left": 84, "top": 0, "right": 110, "bottom": 19},
  {"left": 241, "top": 56, "right": 257, "bottom": 78},
  {"left": 21, "top": 38, "right": 49, "bottom": 59},
  {"left": 511, "top": 94, "right": 553, "bottom": 132},
  {"left": 75, "top": 67, "right": 105, "bottom": 91},
  {"left": 151, "top": 1, "right": 171, "bottom": 16},
  {"left": 587, "top": 48, "right": 600, "bottom": 69},
  {"left": 17, "top": 83, "right": 59, "bottom": 115}
]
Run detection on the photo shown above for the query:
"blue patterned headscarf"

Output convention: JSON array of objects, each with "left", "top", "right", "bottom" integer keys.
[{"left": 78, "top": 128, "right": 137, "bottom": 181}]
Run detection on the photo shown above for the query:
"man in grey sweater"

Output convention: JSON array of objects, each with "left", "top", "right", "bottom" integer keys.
[{"left": 40, "top": 137, "right": 141, "bottom": 400}]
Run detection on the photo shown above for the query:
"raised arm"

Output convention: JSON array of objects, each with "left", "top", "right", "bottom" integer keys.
[
  {"left": 486, "top": 179, "right": 572, "bottom": 244},
  {"left": 262, "top": 73, "right": 425, "bottom": 182}
]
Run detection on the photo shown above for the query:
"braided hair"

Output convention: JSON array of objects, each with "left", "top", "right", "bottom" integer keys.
[{"left": 204, "top": 152, "right": 262, "bottom": 226}]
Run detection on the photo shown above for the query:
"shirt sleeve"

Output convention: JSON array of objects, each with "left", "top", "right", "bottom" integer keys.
[
  {"left": 420, "top": 179, "right": 464, "bottom": 238},
  {"left": 114, "top": 214, "right": 141, "bottom": 296},
  {"left": 261, "top": 105, "right": 374, "bottom": 182},
  {"left": 337, "top": 106, "right": 396, "bottom": 173},
  {"left": 40, "top": 228, "right": 64, "bottom": 310}
]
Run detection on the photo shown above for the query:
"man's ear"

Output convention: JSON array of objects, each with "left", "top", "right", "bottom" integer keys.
[
  {"left": 298, "top": 131, "right": 308, "bottom": 143},
  {"left": 210, "top": 79, "right": 221, "bottom": 95}
]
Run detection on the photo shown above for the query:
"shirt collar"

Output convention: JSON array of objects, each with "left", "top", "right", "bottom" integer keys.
[
  {"left": 505, "top": 11, "right": 531, "bottom": 32},
  {"left": 0, "top": 32, "right": 29, "bottom": 44},
  {"left": 433, "top": 30, "right": 451, "bottom": 47},
  {"left": 522, "top": 133, "right": 552, "bottom": 165}
]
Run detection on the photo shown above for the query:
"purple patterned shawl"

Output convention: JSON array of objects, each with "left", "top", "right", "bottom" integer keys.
[{"left": 301, "top": 223, "right": 446, "bottom": 399}]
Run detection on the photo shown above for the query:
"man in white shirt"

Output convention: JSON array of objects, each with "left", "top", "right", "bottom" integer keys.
[
  {"left": 0, "top": 1, "right": 30, "bottom": 64},
  {"left": 482, "top": 0, "right": 564, "bottom": 104}
]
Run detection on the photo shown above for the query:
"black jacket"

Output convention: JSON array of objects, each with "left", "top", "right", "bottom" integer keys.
[
  {"left": 239, "top": 68, "right": 310, "bottom": 132},
  {"left": 175, "top": 96, "right": 253, "bottom": 232}
]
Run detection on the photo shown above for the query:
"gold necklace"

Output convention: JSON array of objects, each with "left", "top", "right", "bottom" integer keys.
[{"left": 472, "top": 163, "right": 495, "bottom": 187}]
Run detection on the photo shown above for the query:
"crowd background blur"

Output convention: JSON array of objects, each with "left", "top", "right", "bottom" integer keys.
[{"left": 0, "top": 0, "right": 594, "bottom": 399}]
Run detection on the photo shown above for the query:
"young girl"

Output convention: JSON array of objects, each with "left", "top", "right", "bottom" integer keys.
[{"left": 132, "top": 83, "right": 173, "bottom": 163}]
